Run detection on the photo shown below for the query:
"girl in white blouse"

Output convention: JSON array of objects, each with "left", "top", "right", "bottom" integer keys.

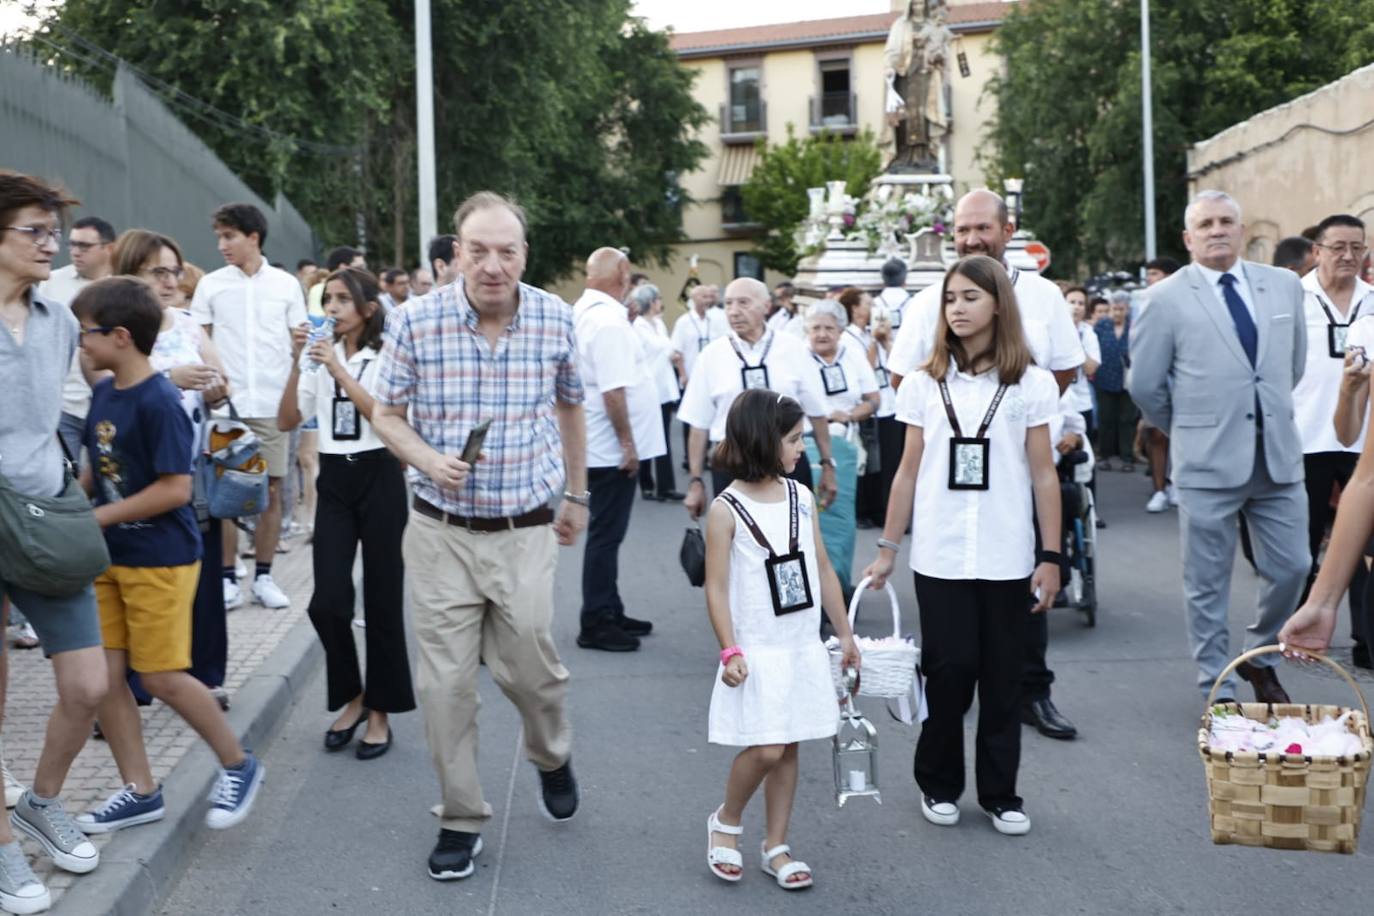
[
  {"left": 278, "top": 268, "right": 415, "bottom": 760},
  {"left": 863, "top": 255, "right": 1062, "bottom": 837}
]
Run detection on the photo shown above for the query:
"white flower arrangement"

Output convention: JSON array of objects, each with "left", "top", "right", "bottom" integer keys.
[{"left": 851, "top": 183, "right": 954, "bottom": 256}]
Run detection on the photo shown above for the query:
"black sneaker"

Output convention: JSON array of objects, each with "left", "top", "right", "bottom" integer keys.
[
  {"left": 428, "top": 830, "right": 482, "bottom": 881},
  {"left": 576, "top": 624, "right": 640, "bottom": 652},
  {"left": 617, "top": 615, "right": 653, "bottom": 637},
  {"left": 537, "top": 760, "right": 579, "bottom": 822}
]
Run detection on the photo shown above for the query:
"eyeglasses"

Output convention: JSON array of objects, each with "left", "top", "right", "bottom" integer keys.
[
  {"left": 144, "top": 266, "right": 184, "bottom": 281},
  {"left": 1, "top": 226, "right": 62, "bottom": 249},
  {"left": 79, "top": 326, "right": 119, "bottom": 337},
  {"left": 1316, "top": 242, "right": 1369, "bottom": 258}
]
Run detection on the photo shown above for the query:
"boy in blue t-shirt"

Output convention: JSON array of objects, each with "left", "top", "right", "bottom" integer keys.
[{"left": 72, "top": 277, "right": 262, "bottom": 834}]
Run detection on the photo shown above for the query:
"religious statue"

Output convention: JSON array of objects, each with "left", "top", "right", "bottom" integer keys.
[{"left": 881, "top": 0, "right": 954, "bottom": 173}]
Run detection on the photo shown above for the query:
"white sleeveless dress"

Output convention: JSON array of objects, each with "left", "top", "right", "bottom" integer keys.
[{"left": 707, "top": 484, "right": 840, "bottom": 746}]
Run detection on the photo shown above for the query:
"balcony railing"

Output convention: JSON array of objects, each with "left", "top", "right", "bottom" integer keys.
[
  {"left": 719, "top": 99, "right": 767, "bottom": 144},
  {"left": 810, "top": 92, "right": 857, "bottom": 135}
]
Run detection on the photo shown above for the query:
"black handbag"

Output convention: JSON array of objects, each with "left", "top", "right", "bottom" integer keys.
[{"left": 679, "top": 523, "right": 706, "bottom": 587}]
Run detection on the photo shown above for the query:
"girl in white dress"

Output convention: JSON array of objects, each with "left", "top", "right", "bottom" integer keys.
[{"left": 703, "top": 389, "right": 860, "bottom": 890}]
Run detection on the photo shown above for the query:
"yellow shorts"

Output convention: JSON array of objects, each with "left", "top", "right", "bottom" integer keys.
[{"left": 94, "top": 563, "right": 199, "bottom": 673}]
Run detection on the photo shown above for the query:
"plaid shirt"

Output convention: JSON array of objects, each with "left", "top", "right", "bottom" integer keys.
[{"left": 372, "top": 277, "right": 583, "bottom": 517}]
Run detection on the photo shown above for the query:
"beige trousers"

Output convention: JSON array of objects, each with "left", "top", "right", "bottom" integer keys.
[{"left": 404, "top": 512, "right": 571, "bottom": 832}]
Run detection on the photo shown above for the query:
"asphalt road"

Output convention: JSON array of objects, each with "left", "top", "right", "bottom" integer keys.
[{"left": 158, "top": 466, "right": 1374, "bottom": 916}]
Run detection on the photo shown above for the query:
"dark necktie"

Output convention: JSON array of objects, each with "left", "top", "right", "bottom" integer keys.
[{"left": 1219, "top": 272, "right": 1257, "bottom": 367}]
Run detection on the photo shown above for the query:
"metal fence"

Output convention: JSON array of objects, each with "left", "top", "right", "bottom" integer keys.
[{"left": 0, "top": 49, "right": 317, "bottom": 271}]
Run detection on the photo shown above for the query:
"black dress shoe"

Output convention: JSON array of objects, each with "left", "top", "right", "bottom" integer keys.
[
  {"left": 537, "top": 759, "right": 580, "bottom": 822},
  {"left": 576, "top": 624, "right": 640, "bottom": 652},
  {"left": 1353, "top": 644, "right": 1373, "bottom": 670},
  {"left": 356, "top": 726, "right": 392, "bottom": 760},
  {"left": 641, "top": 490, "right": 661, "bottom": 502},
  {"left": 1021, "top": 697, "right": 1078, "bottom": 740},
  {"left": 1236, "top": 660, "right": 1291, "bottom": 704},
  {"left": 428, "top": 830, "right": 483, "bottom": 880},
  {"left": 656, "top": 490, "right": 686, "bottom": 502},
  {"left": 1095, "top": 518, "right": 1107, "bottom": 530},
  {"left": 324, "top": 708, "right": 369, "bottom": 751},
  {"left": 617, "top": 615, "right": 653, "bottom": 637}
]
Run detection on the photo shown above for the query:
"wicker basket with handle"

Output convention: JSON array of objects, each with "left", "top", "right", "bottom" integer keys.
[
  {"left": 827, "top": 576, "right": 919, "bottom": 699},
  {"left": 1198, "top": 645, "right": 1373, "bottom": 853}
]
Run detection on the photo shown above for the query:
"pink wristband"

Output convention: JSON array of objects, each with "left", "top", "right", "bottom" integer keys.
[{"left": 720, "top": 646, "right": 744, "bottom": 666}]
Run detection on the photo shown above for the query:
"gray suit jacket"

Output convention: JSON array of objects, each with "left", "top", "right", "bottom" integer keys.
[{"left": 1128, "top": 261, "right": 1306, "bottom": 489}]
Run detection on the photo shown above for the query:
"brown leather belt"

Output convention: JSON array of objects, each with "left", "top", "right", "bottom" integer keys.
[{"left": 412, "top": 495, "right": 553, "bottom": 532}]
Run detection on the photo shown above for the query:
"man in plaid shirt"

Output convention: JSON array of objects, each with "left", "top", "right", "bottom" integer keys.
[{"left": 371, "top": 191, "right": 589, "bottom": 883}]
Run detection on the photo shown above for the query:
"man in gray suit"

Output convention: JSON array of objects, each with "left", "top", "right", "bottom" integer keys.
[{"left": 1129, "top": 190, "right": 1310, "bottom": 703}]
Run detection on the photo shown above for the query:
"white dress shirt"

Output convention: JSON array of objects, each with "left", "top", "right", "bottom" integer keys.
[
  {"left": 634, "top": 314, "right": 680, "bottom": 404},
  {"left": 299, "top": 343, "right": 386, "bottom": 454},
  {"left": 844, "top": 325, "right": 896, "bottom": 418},
  {"left": 670, "top": 307, "right": 728, "bottom": 379},
  {"left": 895, "top": 364, "right": 1059, "bottom": 580},
  {"left": 766, "top": 307, "right": 806, "bottom": 338},
  {"left": 810, "top": 343, "right": 880, "bottom": 423},
  {"left": 1068, "top": 322, "right": 1102, "bottom": 413},
  {"left": 888, "top": 267, "right": 1085, "bottom": 380},
  {"left": 37, "top": 264, "right": 94, "bottom": 419},
  {"left": 677, "top": 330, "right": 829, "bottom": 442},
  {"left": 191, "top": 261, "right": 307, "bottom": 417},
  {"left": 573, "top": 289, "right": 666, "bottom": 468},
  {"left": 1293, "top": 270, "right": 1374, "bottom": 454},
  {"left": 1194, "top": 260, "right": 1256, "bottom": 321},
  {"left": 875, "top": 286, "right": 915, "bottom": 331}
]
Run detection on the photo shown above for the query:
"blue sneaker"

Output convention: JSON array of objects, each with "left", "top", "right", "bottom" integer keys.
[
  {"left": 205, "top": 754, "right": 264, "bottom": 830},
  {"left": 75, "top": 785, "right": 165, "bottom": 834}
]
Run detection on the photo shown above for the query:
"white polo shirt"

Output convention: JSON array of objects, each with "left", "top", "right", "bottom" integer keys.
[
  {"left": 677, "top": 330, "right": 830, "bottom": 442},
  {"left": 37, "top": 264, "right": 95, "bottom": 420},
  {"left": 888, "top": 267, "right": 1085, "bottom": 380},
  {"left": 844, "top": 325, "right": 895, "bottom": 418},
  {"left": 895, "top": 364, "right": 1059, "bottom": 580},
  {"left": 573, "top": 289, "right": 666, "bottom": 468},
  {"left": 810, "top": 343, "right": 880, "bottom": 420},
  {"left": 1294, "top": 270, "right": 1374, "bottom": 454},
  {"left": 670, "top": 307, "right": 728, "bottom": 379},
  {"left": 190, "top": 260, "right": 307, "bottom": 418},
  {"left": 875, "top": 286, "right": 915, "bottom": 331},
  {"left": 298, "top": 343, "right": 386, "bottom": 455},
  {"left": 1068, "top": 321, "right": 1101, "bottom": 413}
]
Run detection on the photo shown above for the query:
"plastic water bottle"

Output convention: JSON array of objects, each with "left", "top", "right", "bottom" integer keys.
[{"left": 301, "top": 317, "right": 336, "bottom": 374}]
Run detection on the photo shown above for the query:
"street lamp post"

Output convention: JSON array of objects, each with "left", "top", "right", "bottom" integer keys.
[
  {"left": 415, "top": 0, "right": 437, "bottom": 269},
  {"left": 1140, "top": 0, "right": 1157, "bottom": 261}
]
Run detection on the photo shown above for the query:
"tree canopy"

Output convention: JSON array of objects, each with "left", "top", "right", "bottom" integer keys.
[
  {"left": 31, "top": 0, "right": 709, "bottom": 284},
  {"left": 986, "top": 0, "right": 1374, "bottom": 277},
  {"left": 740, "top": 127, "right": 883, "bottom": 276}
]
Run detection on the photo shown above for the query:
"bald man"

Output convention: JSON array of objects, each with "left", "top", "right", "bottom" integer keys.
[
  {"left": 886, "top": 189, "right": 1086, "bottom": 742},
  {"left": 679, "top": 277, "right": 838, "bottom": 516},
  {"left": 572, "top": 248, "right": 666, "bottom": 652}
]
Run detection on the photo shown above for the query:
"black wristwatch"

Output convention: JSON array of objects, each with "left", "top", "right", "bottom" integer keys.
[
  {"left": 1036, "top": 549, "right": 1064, "bottom": 565},
  {"left": 819, "top": 456, "right": 837, "bottom": 469}
]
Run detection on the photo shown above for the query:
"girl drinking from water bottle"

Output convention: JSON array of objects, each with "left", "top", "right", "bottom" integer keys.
[
  {"left": 863, "top": 255, "right": 1061, "bottom": 836},
  {"left": 703, "top": 389, "right": 861, "bottom": 890}
]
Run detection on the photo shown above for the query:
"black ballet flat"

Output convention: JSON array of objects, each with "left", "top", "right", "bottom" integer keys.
[
  {"left": 324, "top": 708, "right": 369, "bottom": 751},
  {"left": 356, "top": 727, "right": 392, "bottom": 761}
]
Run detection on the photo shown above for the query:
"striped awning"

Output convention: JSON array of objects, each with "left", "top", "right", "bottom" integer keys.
[{"left": 717, "top": 144, "right": 760, "bottom": 186}]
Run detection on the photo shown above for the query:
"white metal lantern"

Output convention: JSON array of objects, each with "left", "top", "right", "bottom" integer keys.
[{"left": 833, "top": 688, "right": 881, "bottom": 806}]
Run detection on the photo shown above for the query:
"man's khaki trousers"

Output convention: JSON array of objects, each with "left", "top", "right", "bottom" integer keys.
[{"left": 404, "top": 512, "right": 571, "bottom": 832}]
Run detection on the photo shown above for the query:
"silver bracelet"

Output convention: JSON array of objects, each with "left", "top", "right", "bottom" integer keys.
[
  {"left": 562, "top": 490, "right": 590, "bottom": 507},
  {"left": 876, "top": 537, "right": 901, "bottom": 552}
]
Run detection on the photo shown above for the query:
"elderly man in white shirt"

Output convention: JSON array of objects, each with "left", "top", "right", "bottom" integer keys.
[
  {"left": 573, "top": 249, "right": 667, "bottom": 653},
  {"left": 886, "top": 189, "right": 1086, "bottom": 742},
  {"left": 679, "top": 277, "right": 839, "bottom": 518},
  {"left": 190, "top": 203, "right": 307, "bottom": 611}
]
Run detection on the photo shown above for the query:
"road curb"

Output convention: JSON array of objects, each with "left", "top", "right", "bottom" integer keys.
[{"left": 52, "top": 615, "right": 323, "bottom": 916}]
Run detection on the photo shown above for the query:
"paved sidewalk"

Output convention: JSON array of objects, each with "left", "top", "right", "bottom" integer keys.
[{"left": 2, "top": 529, "right": 315, "bottom": 909}]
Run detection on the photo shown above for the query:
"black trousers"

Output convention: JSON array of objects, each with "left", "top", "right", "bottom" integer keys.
[
  {"left": 638, "top": 402, "right": 678, "bottom": 496},
  {"left": 308, "top": 450, "right": 415, "bottom": 713},
  {"left": 1303, "top": 451, "right": 1371, "bottom": 646},
  {"left": 127, "top": 516, "right": 227, "bottom": 704},
  {"left": 857, "top": 415, "right": 905, "bottom": 526},
  {"left": 711, "top": 450, "right": 813, "bottom": 498},
  {"left": 913, "top": 573, "right": 1027, "bottom": 810},
  {"left": 580, "top": 465, "right": 638, "bottom": 632}
]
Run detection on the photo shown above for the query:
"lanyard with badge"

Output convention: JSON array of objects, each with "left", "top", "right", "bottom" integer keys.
[
  {"left": 811, "top": 348, "right": 849, "bottom": 395},
  {"left": 331, "top": 357, "right": 371, "bottom": 441},
  {"left": 691, "top": 313, "right": 711, "bottom": 353},
  {"left": 730, "top": 331, "right": 774, "bottom": 390},
  {"left": 938, "top": 377, "right": 1008, "bottom": 491},
  {"left": 1315, "top": 292, "right": 1363, "bottom": 358},
  {"left": 719, "top": 479, "right": 812, "bottom": 616},
  {"left": 848, "top": 327, "right": 890, "bottom": 389}
]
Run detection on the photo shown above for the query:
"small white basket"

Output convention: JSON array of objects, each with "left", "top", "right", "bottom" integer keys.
[{"left": 827, "top": 576, "right": 920, "bottom": 699}]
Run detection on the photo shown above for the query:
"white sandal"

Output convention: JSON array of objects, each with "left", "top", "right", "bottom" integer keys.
[
  {"left": 706, "top": 807, "right": 743, "bottom": 882},
  {"left": 760, "top": 842, "right": 813, "bottom": 890}
]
